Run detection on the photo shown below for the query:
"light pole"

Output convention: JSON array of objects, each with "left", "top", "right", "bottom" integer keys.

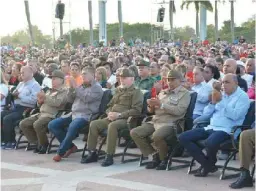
[
  {"left": 98, "top": 0, "right": 107, "bottom": 46},
  {"left": 118, "top": 0, "right": 123, "bottom": 38},
  {"left": 88, "top": 0, "right": 93, "bottom": 45}
]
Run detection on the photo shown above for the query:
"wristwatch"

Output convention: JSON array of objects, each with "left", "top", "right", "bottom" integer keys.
[{"left": 118, "top": 113, "right": 122, "bottom": 118}]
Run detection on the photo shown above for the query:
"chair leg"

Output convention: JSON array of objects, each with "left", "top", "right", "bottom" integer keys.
[
  {"left": 187, "top": 158, "right": 195, "bottom": 174},
  {"left": 139, "top": 154, "right": 144, "bottom": 166},
  {"left": 25, "top": 142, "right": 30, "bottom": 151},
  {"left": 121, "top": 140, "right": 132, "bottom": 163},
  {"left": 15, "top": 134, "right": 24, "bottom": 150},
  {"left": 220, "top": 151, "right": 237, "bottom": 180},
  {"left": 98, "top": 137, "right": 106, "bottom": 155},
  {"left": 166, "top": 155, "right": 172, "bottom": 171},
  {"left": 251, "top": 164, "right": 255, "bottom": 179},
  {"left": 47, "top": 136, "right": 56, "bottom": 154},
  {"left": 81, "top": 142, "right": 87, "bottom": 158}
]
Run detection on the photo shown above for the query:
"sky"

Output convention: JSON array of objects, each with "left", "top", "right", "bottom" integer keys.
[{"left": 0, "top": 0, "right": 255, "bottom": 37}]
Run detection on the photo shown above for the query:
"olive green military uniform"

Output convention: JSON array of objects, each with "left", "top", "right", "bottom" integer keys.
[
  {"left": 135, "top": 60, "right": 156, "bottom": 91},
  {"left": 87, "top": 69, "right": 144, "bottom": 155},
  {"left": 131, "top": 70, "right": 191, "bottom": 161},
  {"left": 20, "top": 70, "right": 68, "bottom": 146},
  {"left": 239, "top": 129, "right": 255, "bottom": 170}
]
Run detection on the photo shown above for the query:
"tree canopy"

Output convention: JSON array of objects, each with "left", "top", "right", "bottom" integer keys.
[{"left": 1, "top": 16, "right": 255, "bottom": 47}]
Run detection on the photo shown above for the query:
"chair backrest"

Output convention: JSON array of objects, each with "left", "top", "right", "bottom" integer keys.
[
  {"left": 242, "top": 100, "right": 255, "bottom": 126},
  {"left": 98, "top": 88, "right": 112, "bottom": 116},
  {"left": 184, "top": 91, "right": 197, "bottom": 131},
  {"left": 141, "top": 90, "right": 150, "bottom": 116}
]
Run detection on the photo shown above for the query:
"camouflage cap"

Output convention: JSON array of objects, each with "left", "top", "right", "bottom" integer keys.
[
  {"left": 51, "top": 70, "right": 65, "bottom": 79},
  {"left": 136, "top": 60, "right": 150, "bottom": 67},
  {"left": 167, "top": 70, "right": 183, "bottom": 79},
  {"left": 119, "top": 68, "right": 135, "bottom": 77}
]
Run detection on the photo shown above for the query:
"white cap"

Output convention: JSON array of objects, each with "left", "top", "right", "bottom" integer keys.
[{"left": 236, "top": 60, "right": 245, "bottom": 67}]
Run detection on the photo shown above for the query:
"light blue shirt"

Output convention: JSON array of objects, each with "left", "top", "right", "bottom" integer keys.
[
  {"left": 14, "top": 78, "right": 41, "bottom": 108},
  {"left": 192, "top": 81, "right": 212, "bottom": 116},
  {"left": 203, "top": 87, "right": 250, "bottom": 134}
]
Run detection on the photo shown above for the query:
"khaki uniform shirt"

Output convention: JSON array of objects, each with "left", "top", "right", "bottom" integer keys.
[
  {"left": 38, "top": 86, "right": 68, "bottom": 118},
  {"left": 150, "top": 86, "right": 191, "bottom": 129},
  {"left": 106, "top": 84, "right": 144, "bottom": 119}
]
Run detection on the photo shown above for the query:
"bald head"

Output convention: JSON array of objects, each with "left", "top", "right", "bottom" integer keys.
[
  {"left": 20, "top": 66, "right": 33, "bottom": 82},
  {"left": 222, "top": 73, "right": 238, "bottom": 95},
  {"left": 223, "top": 59, "right": 237, "bottom": 74}
]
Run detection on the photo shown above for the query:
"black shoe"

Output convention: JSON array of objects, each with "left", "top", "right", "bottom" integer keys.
[
  {"left": 33, "top": 146, "right": 42, "bottom": 153},
  {"left": 194, "top": 166, "right": 213, "bottom": 177},
  {"left": 81, "top": 151, "right": 98, "bottom": 164},
  {"left": 145, "top": 153, "right": 160, "bottom": 169},
  {"left": 101, "top": 154, "right": 114, "bottom": 167},
  {"left": 156, "top": 160, "right": 168, "bottom": 170},
  {"left": 230, "top": 169, "right": 253, "bottom": 189},
  {"left": 38, "top": 145, "right": 48, "bottom": 154},
  {"left": 195, "top": 165, "right": 218, "bottom": 174}
]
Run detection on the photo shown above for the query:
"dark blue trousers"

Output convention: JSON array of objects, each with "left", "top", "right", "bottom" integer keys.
[{"left": 179, "top": 128, "right": 230, "bottom": 168}]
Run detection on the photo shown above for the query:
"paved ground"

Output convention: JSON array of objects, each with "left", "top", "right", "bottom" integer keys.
[{"left": 1, "top": 137, "right": 255, "bottom": 191}]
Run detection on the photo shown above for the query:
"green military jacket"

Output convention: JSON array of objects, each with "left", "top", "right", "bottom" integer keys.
[
  {"left": 106, "top": 84, "right": 144, "bottom": 119},
  {"left": 135, "top": 76, "right": 156, "bottom": 91}
]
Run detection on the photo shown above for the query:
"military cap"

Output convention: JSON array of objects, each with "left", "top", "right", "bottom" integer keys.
[
  {"left": 136, "top": 60, "right": 150, "bottom": 67},
  {"left": 119, "top": 68, "right": 135, "bottom": 77},
  {"left": 48, "top": 63, "right": 59, "bottom": 71},
  {"left": 167, "top": 70, "right": 183, "bottom": 79},
  {"left": 51, "top": 70, "right": 65, "bottom": 79}
]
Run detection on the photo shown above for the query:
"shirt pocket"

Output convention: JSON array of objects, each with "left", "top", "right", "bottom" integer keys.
[{"left": 168, "top": 96, "right": 179, "bottom": 105}]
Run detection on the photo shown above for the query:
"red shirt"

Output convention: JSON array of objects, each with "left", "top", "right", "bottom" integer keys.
[{"left": 239, "top": 53, "right": 248, "bottom": 58}]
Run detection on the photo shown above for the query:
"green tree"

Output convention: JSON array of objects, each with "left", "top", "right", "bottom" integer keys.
[{"left": 180, "top": 0, "right": 213, "bottom": 37}]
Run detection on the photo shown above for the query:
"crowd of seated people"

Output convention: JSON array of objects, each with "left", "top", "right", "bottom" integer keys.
[{"left": 0, "top": 42, "right": 255, "bottom": 189}]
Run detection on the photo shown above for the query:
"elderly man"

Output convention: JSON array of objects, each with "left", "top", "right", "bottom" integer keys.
[
  {"left": 190, "top": 67, "right": 212, "bottom": 120},
  {"left": 1, "top": 66, "right": 41, "bottom": 149},
  {"left": 179, "top": 74, "right": 250, "bottom": 177},
  {"left": 131, "top": 70, "right": 191, "bottom": 170},
  {"left": 81, "top": 68, "right": 143, "bottom": 167},
  {"left": 27, "top": 59, "right": 45, "bottom": 85},
  {"left": 135, "top": 60, "right": 156, "bottom": 91},
  {"left": 20, "top": 70, "right": 67, "bottom": 154},
  {"left": 48, "top": 67, "right": 103, "bottom": 162},
  {"left": 222, "top": 59, "right": 248, "bottom": 92},
  {"left": 230, "top": 129, "right": 255, "bottom": 189}
]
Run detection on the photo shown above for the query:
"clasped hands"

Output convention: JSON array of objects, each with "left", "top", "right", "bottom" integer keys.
[
  {"left": 37, "top": 90, "right": 46, "bottom": 105},
  {"left": 107, "top": 112, "right": 120, "bottom": 121},
  {"left": 147, "top": 98, "right": 161, "bottom": 109}
]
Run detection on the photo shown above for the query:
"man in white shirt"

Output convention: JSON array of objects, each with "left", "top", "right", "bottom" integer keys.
[{"left": 237, "top": 61, "right": 253, "bottom": 88}]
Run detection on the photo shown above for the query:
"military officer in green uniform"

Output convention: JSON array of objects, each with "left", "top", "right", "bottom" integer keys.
[
  {"left": 135, "top": 60, "right": 156, "bottom": 91},
  {"left": 130, "top": 70, "right": 191, "bottom": 170},
  {"left": 81, "top": 68, "right": 144, "bottom": 167}
]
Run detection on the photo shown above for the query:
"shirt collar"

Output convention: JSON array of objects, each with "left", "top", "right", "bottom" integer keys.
[
  {"left": 223, "top": 86, "right": 240, "bottom": 98},
  {"left": 164, "top": 85, "right": 182, "bottom": 94}
]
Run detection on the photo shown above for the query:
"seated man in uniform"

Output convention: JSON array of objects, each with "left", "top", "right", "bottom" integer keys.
[
  {"left": 179, "top": 74, "right": 250, "bottom": 177},
  {"left": 230, "top": 128, "right": 255, "bottom": 189},
  {"left": 135, "top": 60, "right": 156, "bottom": 91},
  {"left": 1, "top": 66, "right": 41, "bottom": 149},
  {"left": 81, "top": 68, "right": 144, "bottom": 167},
  {"left": 20, "top": 70, "right": 67, "bottom": 154},
  {"left": 131, "top": 70, "right": 191, "bottom": 170}
]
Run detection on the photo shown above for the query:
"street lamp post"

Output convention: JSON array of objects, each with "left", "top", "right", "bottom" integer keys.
[{"left": 98, "top": 0, "right": 107, "bottom": 46}]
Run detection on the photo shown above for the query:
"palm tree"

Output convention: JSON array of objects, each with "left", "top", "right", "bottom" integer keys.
[
  {"left": 118, "top": 0, "right": 123, "bottom": 38},
  {"left": 24, "top": 0, "right": 34, "bottom": 45},
  {"left": 230, "top": 0, "right": 235, "bottom": 42},
  {"left": 169, "top": 0, "right": 176, "bottom": 40},
  {"left": 181, "top": 0, "right": 213, "bottom": 38},
  {"left": 88, "top": 0, "right": 93, "bottom": 45}
]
